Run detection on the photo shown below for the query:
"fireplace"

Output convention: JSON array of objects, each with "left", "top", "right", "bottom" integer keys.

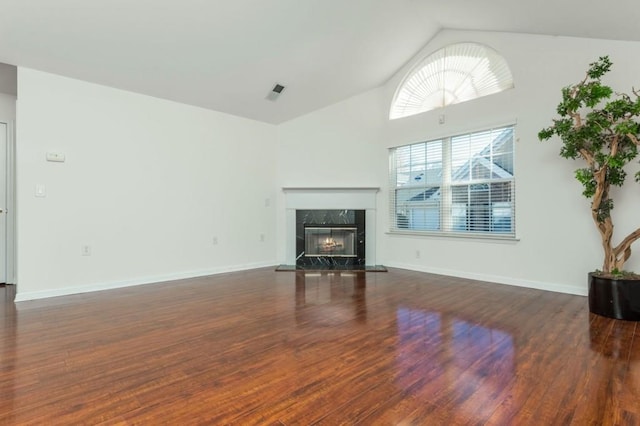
[
  {"left": 296, "top": 209, "right": 365, "bottom": 268},
  {"left": 282, "top": 187, "right": 380, "bottom": 268}
]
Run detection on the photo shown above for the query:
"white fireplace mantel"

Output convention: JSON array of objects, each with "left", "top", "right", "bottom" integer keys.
[{"left": 282, "top": 187, "right": 380, "bottom": 265}]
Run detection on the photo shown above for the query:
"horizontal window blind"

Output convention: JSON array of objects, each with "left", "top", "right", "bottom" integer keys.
[
  {"left": 389, "top": 125, "right": 515, "bottom": 237},
  {"left": 390, "top": 43, "right": 514, "bottom": 120}
]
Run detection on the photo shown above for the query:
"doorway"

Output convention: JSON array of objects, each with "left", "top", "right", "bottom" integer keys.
[
  {"left": 0, "top": 121, "right": 15, "bottom": 284},
  {"left": 0, "top": 63, "right": 16, "bottom": 285}
]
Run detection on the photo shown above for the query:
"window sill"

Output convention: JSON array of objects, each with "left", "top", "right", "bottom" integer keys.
[{"left": 386, "top": 230, "right": 520, "bottom": 243}]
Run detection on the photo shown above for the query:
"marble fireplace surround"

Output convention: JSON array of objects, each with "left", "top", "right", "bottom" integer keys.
[{"left": 282, "top": 187, "right": 379, "bottom": 266}]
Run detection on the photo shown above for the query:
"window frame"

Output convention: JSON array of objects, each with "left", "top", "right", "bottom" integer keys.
[{"left": 389, "top": 125, "right": 516, "bottom": 240}]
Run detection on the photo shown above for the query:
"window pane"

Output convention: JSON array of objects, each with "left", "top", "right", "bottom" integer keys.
[
  {"left": 409, "top": 206, "right": 440, "bottom": 230},
  {"left": 425, "top": 141, "right": 443, "bottom": 185},
  {"left": 492, "top": 153, "right": 513, "bottom": 176},
  {"left": 448, "top": 182, "right": 514, "bottom": 233},
  {"left": 395, "top": 187, "right": 440, "bottom": 230},
  {"left": 395, "top": 145, "right": 411, "bottom": 186},
  {"left": 470, "top": 183, "right": 492, "bottom": 232},
  {"left": 471, "top": 156, "right": 492, "bottom": 180},
  {"left": 395, "top": 141, "right": 443, "bottom": 187},
  {"left": 491, "top": 181, "right": 513, "bottom": 202},
  {"left": 452, "top": 203, "right": 467, "bottom": 231},
  {"left": 492, "top": 202, "right": 513, "bottom": 233},
  {"left": 410, "top": 144, "right": 426, "bottom": 185},
  {"left": 495, "top": 132, "right": 513, "bottom": 154},
  {"left": 451, "top": 137, "right": 471, "bottom": 182}
]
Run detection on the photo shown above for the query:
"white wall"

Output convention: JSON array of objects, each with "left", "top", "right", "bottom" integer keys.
[
  {"left": 14, "top": 30, "right": 640, "bottom": 300},
  {"left": 275, "top": 88, "right": 388, "bottom": 263},
  {"left": 16, "top": 69, "right": 278, "bottom": 300},
  {"left": 277, "top": 30, "right": 640, "bottom": 295}
]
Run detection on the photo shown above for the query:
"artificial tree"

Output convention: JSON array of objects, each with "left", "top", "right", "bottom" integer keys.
[{"left": 538, "top": 56, "right": 640, "bottom": 277}]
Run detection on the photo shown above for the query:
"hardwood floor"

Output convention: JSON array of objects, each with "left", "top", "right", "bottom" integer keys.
[{"left": 1, "top": 268, "right": 638, "bottom": 425}]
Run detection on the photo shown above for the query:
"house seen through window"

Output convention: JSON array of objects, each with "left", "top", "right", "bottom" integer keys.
[{"left": 389, "top": 125, "right": 515, "bottom": 237}]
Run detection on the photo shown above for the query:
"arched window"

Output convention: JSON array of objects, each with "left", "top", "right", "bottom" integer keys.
[{"left": 390, "top": 43, "right": 514, "bottom": 120}]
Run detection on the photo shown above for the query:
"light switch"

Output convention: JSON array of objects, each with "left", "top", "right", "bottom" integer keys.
[{"left": 35, "top": 184, "right": 46, "bottom": 198}]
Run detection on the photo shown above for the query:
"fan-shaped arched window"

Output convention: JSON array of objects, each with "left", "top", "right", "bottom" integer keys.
[{"left": 390, "top": 43, "right": 514, "bottom": 120}]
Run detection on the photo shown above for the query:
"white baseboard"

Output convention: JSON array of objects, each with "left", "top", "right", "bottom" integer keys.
[
  {"left": 14, "top": 262, "right": 277, "bottom": 302},
  {"left": 14, "top": 261, "right": 588, "bottom": 302},
  {"left": 384, "top": 261, "right": 588, "bottom": 296}
]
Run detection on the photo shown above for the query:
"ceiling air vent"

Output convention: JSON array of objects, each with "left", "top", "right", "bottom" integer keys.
[{"left": 266, "top": 83, "right": 285, "bottom": 101}]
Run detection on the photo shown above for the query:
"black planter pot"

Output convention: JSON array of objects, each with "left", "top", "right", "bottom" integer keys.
[{"left": 588, "top": 272, "right": 640, "bottom": 321}]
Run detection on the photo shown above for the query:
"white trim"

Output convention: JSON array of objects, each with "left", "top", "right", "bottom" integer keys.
[
  {"left": 14, "top": 262, "right": 276, "bottom": 302},
  {"left": 15, "top": 260, "right": 587, "bottom": 302},
  {"left": 6, "top": 119, "right": 15, "bottom": 284},
  {"left": 385, "top": 261, "right": 587, "bottom": 296},
  {"left": 282, "top": 187, "right": 380, "bottom": 210},
  {"left": 0, "top": 119, "right": 15, "bottom": 284},
  {"left": 282, "top": 187, "right": 380, "bottom": 265},
  {"left": 282, "top": 187, "right": 380, "bottom": 191},
  {"left": 386, "top": 230, "right": 520, "bottom": 243}
]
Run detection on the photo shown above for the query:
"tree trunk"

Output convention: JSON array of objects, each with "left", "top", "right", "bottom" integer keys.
[
  {"left": 599, "top": 217, "right": 615, "bottom": 273},
  {"left": 592, "top": 170, "right": 615, "bottom": 273},
  {"left": 613, "top": 227, "right": 640, "bottom": 271}
]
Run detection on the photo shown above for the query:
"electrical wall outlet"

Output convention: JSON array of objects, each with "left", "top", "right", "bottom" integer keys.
[
  {"left": 212, "top": 236, "right": 218, "bottom": 245},
  {"left": 81, "top": 245, "right": 91, "bottom": 256},
  {"left": 35, "top": 184, "right": 46, "bottom": 198},
  {"left": 260, "top": 233, "right": 265, "bottom": 242},
  {"left": 415, "top": 250, "right": 421, "bottom": 259},
  {"left": 46, "top": 152, "right": 66, "bottom": 162}
]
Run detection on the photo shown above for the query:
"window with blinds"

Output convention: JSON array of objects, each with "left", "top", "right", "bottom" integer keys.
[
  {"left": 390, "top": 43, "right": 514, "bottom": 120},
  {"left": 389, "top": 125, "right": 515, "bottom": 237}
]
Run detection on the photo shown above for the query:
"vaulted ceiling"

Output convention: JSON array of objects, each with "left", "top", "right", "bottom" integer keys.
[{"left": 1, "top": 0, "right": 639, "bottom": 124}]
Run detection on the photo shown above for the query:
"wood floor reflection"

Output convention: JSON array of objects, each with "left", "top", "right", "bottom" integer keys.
[{"left": 0, "top": 269, "right": 638, "bottom": 425}]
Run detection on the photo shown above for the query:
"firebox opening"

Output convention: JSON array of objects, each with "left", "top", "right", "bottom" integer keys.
[{"left": 304, "top": 226, "right": 357, "bottom": 257}]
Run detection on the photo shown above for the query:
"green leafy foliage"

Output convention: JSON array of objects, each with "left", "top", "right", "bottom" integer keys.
[
  {"left": 575, "top": 168, "right": 596, "bottom": 197},
  {"left": 596, "top": 199, "right": 614, "bottom": 222},
  {"left": 539, "top": 56, "right": 640, "bottom": 273},
  {"left": 586, "top": 56, "right": 612, "bottom": 78},
  {"left": 538, "top": 56, "right": 640, "bottom": 224}
]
